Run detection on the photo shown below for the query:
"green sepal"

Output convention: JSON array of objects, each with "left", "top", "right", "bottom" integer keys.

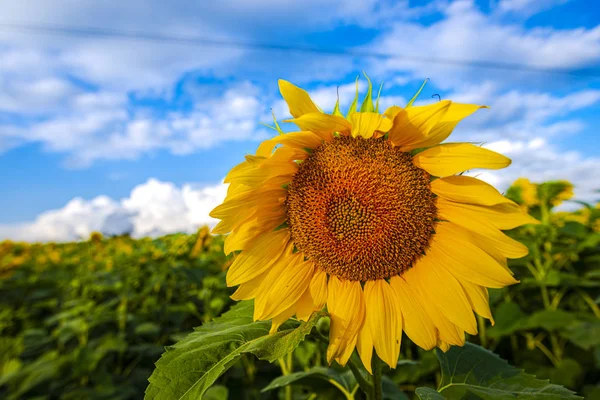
[
  {"left": 260, "top": 109, "right": 285, "bottom": 135},
  {"left": 359, "top": 72, "right": 374, "bottom": 112},
  {"left": 333, "top": 87, "right": 344, "bottom": 117},
  {"left": 347, "top": 76, "right": 360, "bottom": 117},
  {"left": 406, "top": 78, "right": 429, "bottom": 108},
  {"left": 375, "top": 82, "right": 384, "bottom": 113}
]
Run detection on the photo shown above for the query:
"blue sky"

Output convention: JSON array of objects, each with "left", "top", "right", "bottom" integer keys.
[{"left": 1, "top": 0, "right": 599, "bottom": 240}]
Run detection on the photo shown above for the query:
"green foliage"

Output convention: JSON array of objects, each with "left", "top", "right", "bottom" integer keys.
[
  {"left": 0, "top": 230, "right": 233, "bottom": 399},
  {"left": 416, "top": 343, "right": 581, "bottom": 399},
  {"left": 146, "top": 301, "right": 326, "bottom": 399},
  {"left": 1, "top": 177, "right": 598, "bottom": 399}
]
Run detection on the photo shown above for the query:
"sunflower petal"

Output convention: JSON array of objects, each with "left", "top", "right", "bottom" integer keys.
[
  {"left": 461, "top": 281, "right": 494, "bottom": 325},
  {"left": 349, "top": 112, "right": 393, "bottom": 139},
  {"left": 295, "top": 266, "right": 327, "bottom": 321},
  {"left": 278, "top": 79, "right": 321, "bottom": 118},
  {"left": 326, "top": 277, "right": 365, "bottom": 366},
  {"left": 285, "top": 112, "right": 352, "bottom": 139},
  {"left": 357, "top": 323, "right": 374, "bottom": 374},
  {"left": 402, "top": 268, "right": 466, "bottom": 346},
  {"left": 270, "top": 304, "right": 296, "bottom": 334},
  {"left": 364, "top": 280, "right": 403, "bottom": 368},
  {"left": 403, "top": 255, "right": 477, "bottom": 335},
  {"left": 230, "top": 272, "right": 266, "bottom": 301},
  {"left": 437, "top": 198, "right": 539, "bottom": 230},
  {"left": 264, "top": 130, "right": 326, "bottom": 151},
  {"left": 226, "top": 229, "right": 292, "bottom": 286},
  {"left": 254, "top": 253, "right": 314, "bottom": 320},
  {"left": 412, "top": 143, "right": 511, "bottom": 176},
  {"left": 388, "top": 101, "right": 451, "bottom": 150},
  {"left": 416, "top": 104, "right": 487, "bottom": 148},
  {"left": 431, "top": 175, "right": 515, "bottom": 206},
  {"left": 390, "top": 276, "right": 437, "bottom": 350},
  {"left": 428, "top": 222, "right": 519, "bottom": 288}
]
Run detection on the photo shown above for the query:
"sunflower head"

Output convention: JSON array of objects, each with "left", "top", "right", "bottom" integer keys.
[{"left": 210, "top": 75, "right": 537, "bottom": 373}]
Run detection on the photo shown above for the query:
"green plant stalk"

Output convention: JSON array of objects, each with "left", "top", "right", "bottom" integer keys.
[
  {"left": 326, "top": 378, "right": 356, "bottom": 400},
  {"left": 477, "top": 315, "right": 488, "bottom": 347},
  {"left": 278, "top": 357, "right": 292, "bottom": 400},
  {"left": 372, "top": 354, "right": 383, "bottom": 400},
  {"left": 347, "top": 356, "right": 374, "bottom": 397}
]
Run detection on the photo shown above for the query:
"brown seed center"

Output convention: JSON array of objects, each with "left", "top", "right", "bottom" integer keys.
[{"left": 285, "top": 136, "right": 437, "bottom": 281}]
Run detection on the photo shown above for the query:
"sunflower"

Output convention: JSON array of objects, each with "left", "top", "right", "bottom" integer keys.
[{"left": 210, "top": 77, "right": 536, "bottom": 373}]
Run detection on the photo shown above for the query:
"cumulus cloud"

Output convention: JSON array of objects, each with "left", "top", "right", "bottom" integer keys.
[
  {"left": 472, "top": 138, "right": 600, "bottom": 207},
  {"left": 368, "top": 0, "right": 600, "bottom": 89},
  {"left": 0, "top": 179, "right": 227, "bottom": 242},
  {"left": 1, "top": 82, "right": 269, "bottom": 167}
]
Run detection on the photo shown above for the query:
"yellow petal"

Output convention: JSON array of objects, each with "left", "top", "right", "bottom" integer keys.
[
  {"left": 254, "top": 253, "right": 314, "bottom": 320},
  {"left": 405, "top": 273, "right": 465, "bottom": 346},
  {"left": 348, "top": 112, "right": 393, "bottom": 139},
  {"left": 285, "top": 112, "right": 352, "bottom": 139},
  {"left": 296, "top": 267, "right": 328, "bottom": 321},
  {"left": 431, "top": 176, "right": 515, "bottom": 206},
  {"left": 278, "top": 79, "right": 321, "bottom": 118},
  {"left": 461, "top": 280, "right": 494, "bottom": 325},
  {"left": 416, "top": 104, "right": 487, "bottom": 148},
  {"left": 266, "top": 130, "right": 326, "bottom": 150},
  {"left": 450, "top": 216, "right": 529, "bottom": 259},
  {"left": 388, "top": 101, "right": 451, "bottom": 150},
  {"left": 224, "top": 211, "right": 288, "bottom": 255},
  {"left": 437, "top": 341, "right": 452, "bottom": 352},
  {"left": 412, "top": 143, "right": 511, "bottom": 177},
  {"left": 403, "top": 255, "right": 477, "bottom": 335},
  {"left": 295, "top": 288, "right": 315, "bottom": 322},
  {"left": 364, "top": 280, "right": 403, "bottom": 369},
  {"left": 427, "top": 223, "right": 519, "bottom": 288},
  {"left": 383, "top": 105, "right": 402, "bottom": 121},
  {"left": 389, "top": 276, "right": 437, "bottom": 350},
  {"left": 270, "top": 304, "right": 296, "bottom": 334},
  {"left": 357, "top": 323, "right": 374, "bottom": 374},
  {"left": 438, "top": 198, "right": 539, "bottom": 230},
  {"left": 230, "top": 272, "right": 266, "bottom": 301},
  {"left": 326, "top": 277, "right": 365, "bottom": 366},
  {"left": 226, "top": 229, "right": 292, "bottom": 286}
]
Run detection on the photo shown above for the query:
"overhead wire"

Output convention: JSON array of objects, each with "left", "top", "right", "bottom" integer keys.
[{"left": 1, "top": 22, "right": 599, "bottom": 78}]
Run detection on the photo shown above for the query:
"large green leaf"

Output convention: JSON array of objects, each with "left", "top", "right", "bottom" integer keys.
[
  {"left": 416, "top": 342, "right": 581, "bottom": 399},
  {"left": 145, "top": 301, "right": 327, "bottom": 400}
]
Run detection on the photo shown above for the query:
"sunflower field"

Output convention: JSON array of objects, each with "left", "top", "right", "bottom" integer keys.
[{"left": 0, "top": 178, "right": 598, "bottom": 399}]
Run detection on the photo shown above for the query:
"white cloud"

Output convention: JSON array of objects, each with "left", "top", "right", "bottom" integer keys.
[
  {"left": 1, "top": 82, "right": 269, "bottom": 167},
  {"left": 0, "top": 179, "right": 227, "bottom": 242},
  {"left": 472, "top": 138, "right": 600, "bottom": 207},
  {"left": 369, "top": 0, "right": 600, "bottom": 89},
  {"left": 496, "top": 0, "right": 569, "bottom": 17}
]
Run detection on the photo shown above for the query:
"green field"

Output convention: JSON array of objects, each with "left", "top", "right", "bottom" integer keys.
[{"left": 1, "top": 181, "right": 599, "bottom": 399}]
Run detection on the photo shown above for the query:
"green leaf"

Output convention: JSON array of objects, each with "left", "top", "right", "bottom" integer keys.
[
  {"left": 425, "top": 342, "right": 582, "bottom": 399},
  {"left": 145, "top": 301, "right": 327, "bottom": 400},
  {"left": 525, "top": 309, "right": 578, "bottom": 331},
  {"left": 415, "top": 387, "right": 445, "bottom": 400},
  {"left": 262, "top": 366, "right": 356, "bottom": 395},
  {"left": 359, "top": 72, "right": 374, "bottom": 112},
  {"left": 487, "top": 302, "right": 526, "bottom": 339},
  {"left": 406, "top": 79, "right": 429, "bottom": 107},
  {"left": 382, "top": 376, "right": 410, "bottom": 400},
  {"left": 203, "top": 385, "right": 228, "bottom": 400},
  {"left": 562, "top": 320, "right": 600, "bottom": 349}
]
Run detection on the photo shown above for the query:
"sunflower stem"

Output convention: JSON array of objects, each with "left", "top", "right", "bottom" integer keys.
[
  {"left": 372, "top": 354, "right": 383, "bottom": 400},
  {"left": 347, "top": 357, "right": 373, "bottom": 397}
]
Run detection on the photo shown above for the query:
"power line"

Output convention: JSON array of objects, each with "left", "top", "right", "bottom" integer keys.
[{"left": 1, "top": 21, "right": 599, "bottom": 79}]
